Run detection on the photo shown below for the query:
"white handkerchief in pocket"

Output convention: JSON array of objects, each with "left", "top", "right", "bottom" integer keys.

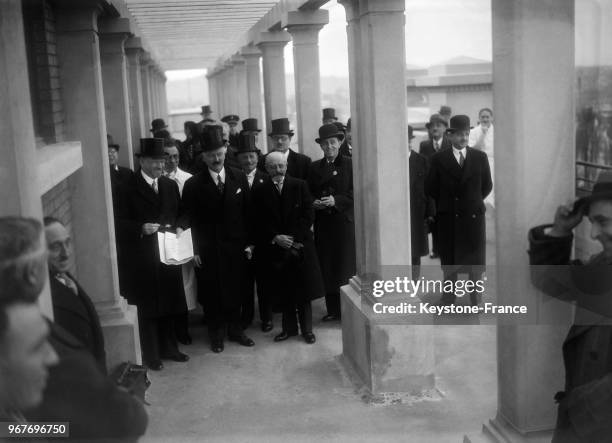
[{"left": 236, "top": 188, "right": 242, "bottom": 194}]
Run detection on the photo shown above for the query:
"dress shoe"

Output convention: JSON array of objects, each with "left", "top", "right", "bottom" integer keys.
[
  {"left": 211, "top": 340, "right": 224, "bottom": 353},
  {"left": 322, "top": 314, "right": 340, "bottom": 322},
  {"left": 261, "top": 321, "right": 274, "bottom": 332},
  {"left": 228, "top": 334, "right": 255, "bottom": 347},
  {"left": 274, "top": 331, "right": 297, "bottom": 342},
  {"left": 177, "top": 334, "right": 192, "bottom": 345},
  {"left": 147, "top": 360, "right": 163, "bottom": 371},
  {"left": 303, "top": 333, "right": 316, "bottom": 344},
  {"left": 162, "top": 352, "right": 189, "bottom": 362}
]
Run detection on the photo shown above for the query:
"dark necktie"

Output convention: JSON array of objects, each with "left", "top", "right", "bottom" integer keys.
[
  {"left": 459, "top": 152, "right": 465, "bottom": 168},
  {"left": 275, "top": 181, "right": 282, "bottom": 195},
  {"left": 217, "top": 174, "right": 224, "bottom": 194},
  {"left": 151, "top": 179, "right": 158, "bottom": 194}
]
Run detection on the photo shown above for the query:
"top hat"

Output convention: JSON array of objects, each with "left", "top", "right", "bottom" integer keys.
[
  {"left": 408, "top": 125, "right": 415, "bottom": 140},
  {"left": 200, "top": 125, "right": 226, "bottom": 152},
  {"left": 136, "top": 138, "right": 167, "bottom": 158},
  {"left": 150, "top": 118, "right": 167, "bottom": 133},
  {"left": 574, "top": 171, "right": 612, "bottom": 214},
  {"left": 439, "top": 105, "right": 452, "bottom": 116},
  {"left": 235, "top": 132, "right": 260, "bottom": 155},
  {"left": 221, "top": 114, "right": 240, "bottom": 124},
  {"left": 322, "top": 108, "right": 337, "bottom": 121},
  {"left": 425, "top": 114, "right": 448, "bottom": 129},
  {"left": 200, "top": 105, "right": 213, "bottom": 115},
  {"left": 268, "top": 118, "right": 294, "bottom": 137},
  {"left": 107, "top": 134, "right": 120, "bottom": 150},
  {"left": 242, "top": 118, "right": 262, "bottom": 133},
  {"left": 447, "top": 115, "right": 471, "bottom": 133},
  {"left": 315, "top": 123, "right": 345, "bottom": 144}
]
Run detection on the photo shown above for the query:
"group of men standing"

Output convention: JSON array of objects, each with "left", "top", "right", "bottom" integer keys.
[{"left": 108, "top": 107, "right": 356, "bottom": 370}]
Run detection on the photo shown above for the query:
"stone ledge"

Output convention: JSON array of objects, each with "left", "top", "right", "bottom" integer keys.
[{"left": 37, "top": 141, "right": 82, "bottom": 195}]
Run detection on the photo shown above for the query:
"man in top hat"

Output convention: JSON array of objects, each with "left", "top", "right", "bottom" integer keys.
[
  {"left": 242, "top": 118, "right": 262, "bottom": 136},
  {"left": 339, "top": 117, "right": 353, "bottom": 158},
  {"left": 420, "top": 114, "right": 451, "bottom": 259},
  {"left": 259, "top": 118, "right": 311, "bottom": 180},
  {"left": 150, "top": 118, "right": 168, "bottom": 134},
  {"left": 307, "top": 124, "right": 356, "bottom": 321},
  {"left": 114, "top": 138, "right": 189, "bottom": 370},
  {"left": 252, "top": 152, "right": 325, "bottom": 344},
  {"left": 107, "top": 135, "right": 134, "bottom": 198},
  {"left": 199, "top": 105, "right": 215, "bottom": 123},
  {"left": 408, "top": 126, "right": 434, "bottom": 278},
  {"left": 528, "top": 171, "right": 612, "bottom": 442},
  {"left": 425, "top": 115, "right": 492, "bottom": 305},
  {"left": 234, "top": 132, "right": 273, "bottom": 332},
  {"left": 322, "top": 108, "right": 338, "bottom": 124},
  {"left": 180, "top": 125, "right": 255, "bottom": 353}
]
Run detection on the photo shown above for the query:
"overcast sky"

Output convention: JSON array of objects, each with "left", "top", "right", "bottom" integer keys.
[{"left": 166, "top": 0, "right": 492, "bottom": 80}]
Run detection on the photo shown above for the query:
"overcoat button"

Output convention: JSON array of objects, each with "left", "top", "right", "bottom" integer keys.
[{"left": 472, "top": 214, "right": 476, "bottom": 218}]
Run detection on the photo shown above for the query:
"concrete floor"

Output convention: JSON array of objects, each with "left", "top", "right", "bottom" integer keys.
[
  {"left": 143, "top": 302, "right": 497, "bottom": 443},
  {"left": 143, "top": 209, "right": 498, "bottom": 442}
]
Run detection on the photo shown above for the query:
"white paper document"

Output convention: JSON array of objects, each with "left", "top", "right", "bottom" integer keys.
[{"left": 157, "top": 229, "right": 194, "bottom": 265}]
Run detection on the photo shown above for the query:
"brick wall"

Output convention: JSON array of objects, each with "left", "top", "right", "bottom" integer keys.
[{"left": 23, "top": 0, "right": 65, "bottom": 143}]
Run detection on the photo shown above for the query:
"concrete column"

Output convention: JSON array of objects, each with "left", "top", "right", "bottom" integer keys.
[
  {"left": 284, "top": 10, "right": 329, "bottom": 159},
  {"left": 256, "top": 31, "right": 291, "bottom": 136},
  {"left": 336, "top": 0, "right": 434, "bottom": 402},
  {"left": 55, "top": 2, "right": 140, "bottom": 369},
  {"left": 125, "top": 39, "right": 146, "bottom": 151},
  {"left": 148, "top": 64, "right": 159, "bottom": 120},
  {"left": 206, "top": 70, "right": 217, "bottom": 115},
  {"left": 0, "top": 0, "right": 53, "bottom": 318},
  {"left": 474, "top": 1, "right": 576, "bottom": 440},
  {"left": 160, "top": 72, "right": 168, "bottom": 118},
  {"left": 140, "top": 53, "right": 152, "bottom": 132},
  {"left": 231, "top": 54, "right": 248, "bottom": 120},
  {"left": 224, "top": 60, "right": 237, "bottom": 116},
  {"left": 241, "top": 46, "right": 267, "bottom": 151},
  {"left": 99, "top": 18, "right": 133, "bottom": 169},
  {"left": 216, "top": 65, "right": 228, "bottom": 117}
]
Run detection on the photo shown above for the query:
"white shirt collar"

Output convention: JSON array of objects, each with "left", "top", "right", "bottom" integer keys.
[
  {"left": 208, "top": 167, "right": 226, "bottom": 183},
  {"left": 141, "top": 169, "right": 156, "bottom": 186},
  {"left": 246, "top": 168, "right": 257, "bottom": 178},
  {"left": 452, "top": 146, "right": 467, "bottom": 164}
]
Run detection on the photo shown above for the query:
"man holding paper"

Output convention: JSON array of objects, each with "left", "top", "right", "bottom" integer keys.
[
  {"left": 115, "top": 138, "right": 189, "bottom": 371},
  {"left": 181, "top": 125, "right": 255, "bottom": 353}
]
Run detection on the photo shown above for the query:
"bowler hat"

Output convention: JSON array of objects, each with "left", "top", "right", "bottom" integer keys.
[
  {"left": 221, "top": 114, "right": 240, "bottom": 124},
  {"left": 439, "top": 105, "right": 452, "bottom": 116},
  {"left": 136, "top": 138, "right": 166, "bottom": 158},
  {"left": 447, "top": 115, "right": 471, "bottom": 133},
  {"left": 150, "top": 118, "right": 167, "bottom": 133},
  {"left": 408, "top": 125, "right": 415, "bottom": 140},
  {"left": 200, "top": 105, "right": 212, "bottom": 115},
  {"left": 315, "top": 124, "right": 345, "bottom": 144},
  {"left": 425, "top": 114, "right": 448, "bottom": 129},
  {"left": 107, "top": 134, "right": 120, "bottom": 150},
  {"left": 574, "top": 171, "right": 612, "bottom": 214},
  {"left": 235, "top": 132, "right": 260, "bottom": 155},
  {"left": 242, "top": 118, "right": 262, "bottom": 133},
  {"left": 322, "top": 108, "right": 337, "bottom": 121},
  {"left": 200, "top": 125, "right": 226, "bottom": 152},
  {"left": 268, "top": 118, "right": 294, "bottom": 137}
]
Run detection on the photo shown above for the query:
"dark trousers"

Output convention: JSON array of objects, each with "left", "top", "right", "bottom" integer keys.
[
  {"left": 430, "top": 220, "right": 439, "bottom": 255},
  {"left": 137, "top": 311, "right": 180, "bottom": 364},
  {"left": 174, "top": 311, "right": 190, "bottom": 342},
  {"left": 240, "top": 263, "right": 273, "bottom": 326},
  {"left": 412, "top": 256, "right": 422, "bottom": 280},
  {"left": 441, "top": 265, "right": 484, "bottom": 305},
  {"left": 281, "top": 301, "right": 312, "bottom": 335},
  {"left": 196, "top": 272, "right": 242, "bottom": 342},
  {"left": 324, "top": 290, "right": 341, "bottom": 317}
]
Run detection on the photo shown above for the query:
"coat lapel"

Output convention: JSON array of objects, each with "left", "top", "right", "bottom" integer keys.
[
  {"left": 135, "top": 171, "right": 160, "bottom": 206},
  {"left": 439, "top": 148, "right": 463, "bottom": 182},
  {"left": 460, "top": 148, "right": 475, "bottom": 184}
]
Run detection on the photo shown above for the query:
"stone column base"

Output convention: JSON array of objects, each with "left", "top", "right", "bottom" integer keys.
[
  {"left": 340, "top": 278, "right": 438, "bottom": 405},
  {"left": 96, "top": 298, "right": 141, "bottom": 370},
  {"left": 464, "top": 414, "right": 553, "bottom": 443}
]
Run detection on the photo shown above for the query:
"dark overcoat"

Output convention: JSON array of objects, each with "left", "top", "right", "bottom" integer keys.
[
  {"left": 252, "top": 176, "right": 325, "bottom": 310},
  {"left": 49, "top": 274, "right": 106, "bottom": 373},
  {"left": 114, "top": 172, "right": 187, "bottom": 318},
  {"left": 529, "top": 225, "right": 612, "bottom": 443},
  {"left": 258, "top": 149, "right": 312, "bottom": 180},
  {"left": 425, "top": 147, "right": 492, "bottom": 266},
  {"left": 307, "top": 155, "right": 356, "bottom": 292},
  {"left": 180, "top": 167, "right": 250, "bottom": 310},
  {"left": 110, "top": 166, "right": 134, "bottom": 197},
  {"left": 419, "top": 136, "right": 452, "bottom": 160},
  {"left": 338, "top": 139, "right": 352, "bottom": 158},
  {"left": 409, "top": 150, "right": 433, "bottom": 258}
]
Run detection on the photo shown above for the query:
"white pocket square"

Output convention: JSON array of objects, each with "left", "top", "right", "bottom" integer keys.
[{"left": 236, "top": 188, "right": 242, "bottom": 194}]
